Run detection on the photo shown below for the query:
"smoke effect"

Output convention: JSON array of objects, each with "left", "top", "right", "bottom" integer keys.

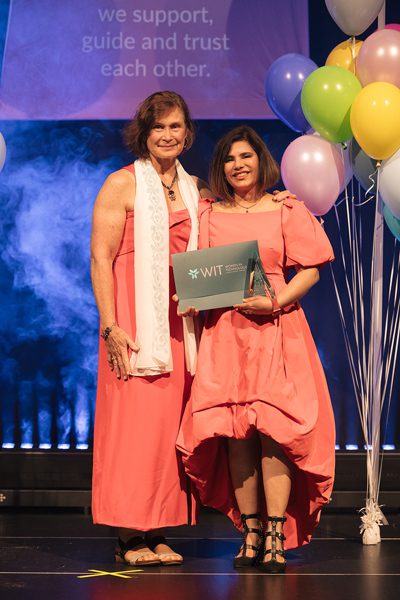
[
  {"left": 0, "top": 121, "right": 124, "bottom": 447},
  {"left": 0, "top": 119, "right": 397, "bottom": 450}
]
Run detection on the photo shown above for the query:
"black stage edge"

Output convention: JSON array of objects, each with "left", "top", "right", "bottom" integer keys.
[{"left": 1, "top": 451, "right": 400, "bottom": 509}]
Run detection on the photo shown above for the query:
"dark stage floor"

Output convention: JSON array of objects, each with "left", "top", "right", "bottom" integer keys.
[{"left": 0, "top": 509, "right": 399, "bottom": 600}]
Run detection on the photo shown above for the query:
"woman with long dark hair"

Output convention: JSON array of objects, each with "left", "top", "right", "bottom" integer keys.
[{"left": 177, "top": 126, "right": 335, "bottom": 573}]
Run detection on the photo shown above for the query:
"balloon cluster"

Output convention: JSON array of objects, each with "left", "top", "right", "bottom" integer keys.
[{"left": 265, "top": 0, "right": 400, "bottom": 235}]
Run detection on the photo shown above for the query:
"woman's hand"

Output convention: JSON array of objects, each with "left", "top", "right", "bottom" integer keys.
[
  {"left": 272, "top": 189, "right": 296, "bottom": 202},
  {"left": 105, "top": 326, "right": 139, "bottom": 381},
  {"left": 234, "top": 296, "right": 273, "bottom": 315},
  {"left": 172, "top": 294, "right": 199, "bottom": 317}
]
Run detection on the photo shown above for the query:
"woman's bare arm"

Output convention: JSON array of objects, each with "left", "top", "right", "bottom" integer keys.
[
  {"left": 277, "top": 266, "right": 320, "bottom": 308},
  {"left": 90, "top": 169, "right": 138, "bottom": 379},
  {"left": 234, "top": 266, "right": 320, "bottom": 314}
]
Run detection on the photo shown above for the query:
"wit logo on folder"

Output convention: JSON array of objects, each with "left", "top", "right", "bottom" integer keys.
[
  {"left": 188, "top": 265, "right": 224, "bottom": 279},
  {"left": 172, "top": 240, "right": 261, "bottom": 311},
  {"left": 188, "top": 268, "right": 200, "bottom": 280}
]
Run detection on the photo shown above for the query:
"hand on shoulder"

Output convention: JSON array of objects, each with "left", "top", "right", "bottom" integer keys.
[
  {"left": 272, "top": 189, "right": 297, "bottom": 203},
  {"left": 191, "top": 175, "right": 214, "bottom": 199}
]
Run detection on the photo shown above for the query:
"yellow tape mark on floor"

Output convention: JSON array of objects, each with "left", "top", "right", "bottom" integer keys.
[{"left": 78, "top": 568, "right": 143, "bottom": 579}]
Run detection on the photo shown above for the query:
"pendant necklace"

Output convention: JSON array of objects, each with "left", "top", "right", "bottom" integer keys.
[
  {"left": 233, "top": 198, "right": 260, "bottom": 213},
  {"left": 161, "top": 169, "right": 178, "bottom": 201}
]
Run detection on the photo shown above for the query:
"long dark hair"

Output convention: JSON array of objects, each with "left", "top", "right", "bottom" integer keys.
[{"left": 209, "top": 126, "right": 280, "bottom": 201}]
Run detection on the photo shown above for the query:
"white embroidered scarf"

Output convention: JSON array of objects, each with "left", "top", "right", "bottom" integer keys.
[{"left": 130, "top": 158, "right": 199, "bottom": 376}]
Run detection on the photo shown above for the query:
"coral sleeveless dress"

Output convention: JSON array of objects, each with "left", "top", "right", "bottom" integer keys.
[
  {"left": 177, "top": 198, "right": 336, "bottom": 549},
  {"left": 92, "top": 166, "right": 197, "bottom": 530}
]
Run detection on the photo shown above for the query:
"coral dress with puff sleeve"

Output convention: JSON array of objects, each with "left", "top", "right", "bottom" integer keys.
[
  {"left": 177, "top": 198, "right": 336, "bottom": 549},
  {"left": 92, "top": 165, "right": 198, "bottom": 530}
]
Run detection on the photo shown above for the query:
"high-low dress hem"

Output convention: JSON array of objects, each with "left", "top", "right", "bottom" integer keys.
[{"left": 176, "top": 199, "right": 336, "bottom": 550}]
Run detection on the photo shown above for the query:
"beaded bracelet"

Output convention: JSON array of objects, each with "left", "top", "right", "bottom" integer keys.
[{"left": 101, "top": 321, "right": 117, "bottom": 341}]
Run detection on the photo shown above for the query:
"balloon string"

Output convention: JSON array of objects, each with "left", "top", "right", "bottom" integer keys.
[
  {"left": 353, "top": 196, "right": 375, "bottom": 207},
  {"left": 367, "top": 164, "right": 385, "bottom": 504},
  {"left": 331, "top": 156, "right": 399, "bottom": 531},
  {"left": 336, "top": 143, "right": 350, "bottom": 210},
  {"left": 350, "top": 36, "right": 357, "bottom": 76},
  {"left": 330, "top": 199, "right": 367, "bottom": 432},
  {"left": 353, "top": 167, "right": 377, "bottom": 206},
  {"left": 335, "top": 194, "right": 348, "bottom": 208}
]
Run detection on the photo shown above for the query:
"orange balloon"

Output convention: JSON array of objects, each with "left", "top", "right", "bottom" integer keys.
[{"left": 326, "top": 39, "right": 363, "bottom": 75}]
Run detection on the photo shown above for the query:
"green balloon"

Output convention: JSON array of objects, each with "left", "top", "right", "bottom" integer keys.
[
  {"left": 383, "top": 204, "right": 400, "bottom": 241},
  {"left": 301, "top": 66, "right": 362, "bottom": 143}
]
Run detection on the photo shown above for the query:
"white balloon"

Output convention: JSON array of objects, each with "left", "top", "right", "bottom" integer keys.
[
  {"left": 380, "top": 148, "right": 400, "bottom": 218},
  {"left": 0, "top": 133, "right": 6, "bottom": 172},
  {"left": 325, "top": 0, "right": 384, "bottom": 36}
]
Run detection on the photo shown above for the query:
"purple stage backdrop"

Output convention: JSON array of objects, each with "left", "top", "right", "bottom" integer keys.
[{"left": 0, "top": 0, "right": 309, "bottom": 120}]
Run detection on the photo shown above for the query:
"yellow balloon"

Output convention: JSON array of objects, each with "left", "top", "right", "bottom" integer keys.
[
  {"left": 326, "top": 38, "right": 363, "bottom": 75},
  {"left": 350, "top": 82, "right": 400, "bottom": 160}
]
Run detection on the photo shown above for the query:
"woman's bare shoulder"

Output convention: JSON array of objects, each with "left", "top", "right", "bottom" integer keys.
[
  {"left": 96, "top": 168, "right": 135, "bottom": 212},
  {"left": 105, "top": 167, "right": 135, "bottom": 189},
  {"left": 210, "top": 200, "right": 230, "bottom": 212}
]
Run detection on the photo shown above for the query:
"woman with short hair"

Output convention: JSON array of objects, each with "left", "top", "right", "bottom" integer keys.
[{"left": 90, "top": 91, "right": 209, "bottom": 566}]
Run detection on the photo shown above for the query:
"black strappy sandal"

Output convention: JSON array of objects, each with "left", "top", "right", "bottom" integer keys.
[
  {"left": 233, "top": 513, "right": 264, "bottom": 568},
  {"left": 259, "top": 516, "right": 287, "bottom": 573},
  {"left": 115, "top": 536, "right": 161, "bottom": 566}
]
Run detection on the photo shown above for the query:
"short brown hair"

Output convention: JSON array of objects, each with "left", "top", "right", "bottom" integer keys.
[
  {"left": 123, "top": 91, "right": 195, "bottom": 158},
  {"left": 209, "top": 126, "right": 280, "bottom": 202}
]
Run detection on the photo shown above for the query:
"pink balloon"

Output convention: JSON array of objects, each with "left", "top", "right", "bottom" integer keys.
[
  {"left": 385, "top": 23, "right": 400, "bottom": 32},
  {"left": 357, "top": 29, "right": 400, "bottom": 87},
  {"left": 281, "top": 135, "right": 344, "bottom": 216},
  {"left": 312, "top": 131, "right": 351, "bottom": 191}
]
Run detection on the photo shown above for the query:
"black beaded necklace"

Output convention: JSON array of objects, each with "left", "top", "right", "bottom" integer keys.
[{"left": 161, "top": 169, "right": 178, "bottom": 201}]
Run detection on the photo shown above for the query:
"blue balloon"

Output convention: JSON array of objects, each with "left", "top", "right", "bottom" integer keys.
[
  {"left": 265, "top": 53, "right": 318, "bottom": 133},
  {"left": 383, "top": 204, "right": 400, "bottom": 241}
]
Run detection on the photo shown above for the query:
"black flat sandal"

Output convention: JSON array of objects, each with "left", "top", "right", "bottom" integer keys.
[
  {"left": 233, "top": 512, "right": 264, "bottom": 568},
  {"left": 259, "top": 516, "right": 287, "bottom": 574},
  {"left": 115, "top": 536, "right": 161, "bottom": 566}
]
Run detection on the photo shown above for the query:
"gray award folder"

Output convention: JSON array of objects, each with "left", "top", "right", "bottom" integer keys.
[{"left": 172, "top": 240, "right": 260, "bottom": 311}]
